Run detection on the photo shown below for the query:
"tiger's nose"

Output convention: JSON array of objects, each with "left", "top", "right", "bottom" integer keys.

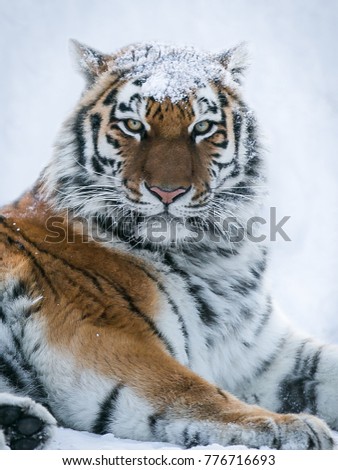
[{"left": 147, "top": 185, "right": 191, "bottom": 204}]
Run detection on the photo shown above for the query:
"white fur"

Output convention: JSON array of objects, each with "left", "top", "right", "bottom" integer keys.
[{"left": 21, "top": 318, "right": 121, "bottom": 431}]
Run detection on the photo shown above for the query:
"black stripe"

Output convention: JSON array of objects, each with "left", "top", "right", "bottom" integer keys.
[
  {"left": 106, "top": 134, "right": 121, "bottom": 149},
  {"left": 90, "top": 113, "right": 107, "bottom": 174},
  {"left": 122, "top": 257, "right": 190, "bottom": 359},
  {"left": 230, "top": 277, "right": 258, "bottom": 296},
  {"left": 124, "top": 194, "right": 149, "bottom": 205},
  {"left": 197, "top": 97, "right": 218, "bottom": 115},
  {"left": 148, "top": 103, "right": 162, "bottom": 120},
  {"left": 245, "top": 155, "right": 261, "bottom": 178},
  {"left": 304, "top": 348, "right": 322, "bottom": 414},
  {"left": 250, "top": 256, "right": 267, "bottom": 280},
  {"left": 213, "top": 159, "right": 235, "bottom": 170},
  {"left": 145, "top": 98, "right": 154, "bottom": 117},
  {"left": 11, "top": 280, "right": 29, "bottom": 299},
  {"left": 217, "top": 387, "right": 230, "bottom": 401},
  {"left": 56, "top": 173, "right": 92, "bottom": 194},
  {"left": 175, "top": 102, "right": 188, "bottom": 119},
  {"left": 0, "top": 353, "right": 29, "bottom": 392},
  {"left": 212, "top": 139, "right": 228, "bottom": 149},
  {"left": 305, "top": 417, "right": 333, "bottom": 449},
  {"left": 0, "top": 305, "right": 4, "bottom": 321},
  {"left": 164, "top": 253, "right": 218, "bottom": 326},
  {"left": 253, "top": 336, "right": 287, "bottom": 378},
  {"left": 91, "top": 156, "right": 105, "bottom": 174},
  {"left": 216, "top": 246, "right": 238, "bottom": 257},
  {"left": 303, "top": 419, "right": 321, "bottom": 450},
  {"left": 278, "top": 343, "right": 310, "bottom": 414},
  {"left": 90, "top": 113, "right": 102, "bottom": 150},
  {"left": 92, "top": 384, "right": 122, "bottom": 434},
  {"left": 132, "top": 79, "right": 145, "bottom": 87},
  {"left": 232, "top": 110, "right": 242, "bottom": 158},
  {"left": 227, "top": 165, "right": 241, "bottom": 179},
  {"left": 144, "top": 44, "right": 152, "bottom": 58},
  {"left": 181, "top": 427, "right": 203, "bottom": 448},
  {"left": 129, "top": 93, "right": 142, "bottom": 107},
  {"left": 242, "top": 299, "right": 272, "bottom": 349},
  {"left": 148, "top": 413, "right": 164, "bottom": 437},
  {"left": 118, "top": 102, "right": 133, "bottom": 113},
  {"left": 309, "top": 348, "right": 321, "bottom": 376},
  {"left": 239, "top": 305, "right": 254, "bottom": 321},
  {"left": 277, "top": 343, "right": 321, "bottom": 415},
  {"left": 103, "top": 87, "right": 118, "bottom": 106},
  {"left": 243, "top": 111, "right": 261, "bottom": 177},
  {"left": 5, "top": 233, "right": 58, "bottom": 298},
  {"left": 203, "top": 278, "right": 227, "bottom": 297},
  {"left": 107, "top": 123, "right": 121, "bottom": 132},
  {"left": 10, "top": 335, "right": 48, "bottom": 403},
  {"left": 271, "top": 423, "right": 282, "bottom": 450},
  {"left": 182, "top": 427, "right": 190, "bottom": 447},
  {"left": 190, "top": 284, "right": 218, "bottom": 325},
  {"left": 2, "top": 279, "right": 37, "bottom": 321},
  {"left": 73, "top": 104, "right": 95, "bottom": 166},
  {"left": 109, "top": 103, "right": 118, "bottom": 123},
  {"left": 218, "top": 92, "right": 229, "bottom": 108},
  {"left": 293, "top": 340, "right": 310, "bottom": 374},
  {"left": 252, "top": 298, "right": 272, "bottom": 338}
]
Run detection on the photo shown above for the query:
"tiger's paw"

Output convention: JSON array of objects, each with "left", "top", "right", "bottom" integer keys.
[
  {"left": 0, "top": 393, "right": 56, "bottom": 450},
  {"left": 240, "top": 413, "right": 335, "bottom": 450},
  {"left": 277, "top": 413, "right": 334, "bottom": 450}
]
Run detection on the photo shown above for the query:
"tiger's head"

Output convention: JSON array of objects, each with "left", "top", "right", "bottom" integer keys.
[{"left": 44, "top": 41, "right": 264, "bottom": 248}]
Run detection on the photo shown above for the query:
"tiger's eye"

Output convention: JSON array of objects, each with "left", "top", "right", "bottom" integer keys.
[
  {"left": 194, "top": 120, "right": 212, "bottom": 135},
  {"left": 125, "top": 119, "right": 143, "bottom": 132}
]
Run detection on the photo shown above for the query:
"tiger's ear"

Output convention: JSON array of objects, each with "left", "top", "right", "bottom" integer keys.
[
  {"left": 69, "top": 39, "right": 112, "bottom": 85},
  {"left": 215, "top": 43, "right": 249, "bottom": 84}
]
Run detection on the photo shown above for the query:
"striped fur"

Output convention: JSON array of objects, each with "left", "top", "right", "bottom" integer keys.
[{"left": 0, "top": 41, "right": 337, "bottom": 450}]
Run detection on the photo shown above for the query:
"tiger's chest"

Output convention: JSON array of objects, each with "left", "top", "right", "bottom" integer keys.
[{"left": 134, "top": 242, "right": 272, "bottom": 393}]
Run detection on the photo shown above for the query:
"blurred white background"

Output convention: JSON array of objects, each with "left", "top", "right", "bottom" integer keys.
[{"left": 1, "top": 0, "right": 338, "bottom": 341}]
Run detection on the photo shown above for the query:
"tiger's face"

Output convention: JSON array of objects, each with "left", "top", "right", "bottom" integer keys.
[
  {"left": 90, "top": 81, "right": 236, "bottom": 216},
  {"left": 47, "top": 42, "right": 262, "bottom": 247}
]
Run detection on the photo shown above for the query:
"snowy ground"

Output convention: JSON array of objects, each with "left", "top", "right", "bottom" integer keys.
[
  {"left": 47, "top": 427, "right": 338, "bottom": 451},
  {"left": 1, "top": 0, "right": 338, "bottom": 451}
]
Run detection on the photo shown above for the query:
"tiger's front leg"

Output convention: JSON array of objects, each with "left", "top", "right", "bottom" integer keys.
[{"left": 46, "top": 320, "right": 333, "bottom": 450}]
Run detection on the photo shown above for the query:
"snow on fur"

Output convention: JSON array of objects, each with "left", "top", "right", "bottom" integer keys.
[{"left": 114, "top": 43, "right": 241, "bottom": 102}]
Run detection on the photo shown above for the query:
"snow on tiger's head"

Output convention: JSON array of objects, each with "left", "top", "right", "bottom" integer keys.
[
  {"left": 71, "top": 40, "right": 248, "bottom": 98},
  {"left": 44, "top": 41, "right": 263, "bottom": 247}
]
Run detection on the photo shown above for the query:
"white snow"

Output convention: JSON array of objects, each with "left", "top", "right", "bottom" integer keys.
[
  {"left": 1, "top": 0, "right": 338, "bottom": 452},
  {"left": 114, "top": 43, "right": 234, "bottom": 102},
  {"left": 46, "top": 427, "right": 338, "bottom": 451}
]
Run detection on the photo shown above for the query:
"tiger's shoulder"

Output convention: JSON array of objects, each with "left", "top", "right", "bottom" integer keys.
[{"left": 0, "top": 190, "right": 163, "bottom": 328}]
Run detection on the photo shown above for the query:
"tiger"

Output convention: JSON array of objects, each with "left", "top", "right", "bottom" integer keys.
[{"left": 0, "top": 39, "right": 337, "bottom": 451}]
